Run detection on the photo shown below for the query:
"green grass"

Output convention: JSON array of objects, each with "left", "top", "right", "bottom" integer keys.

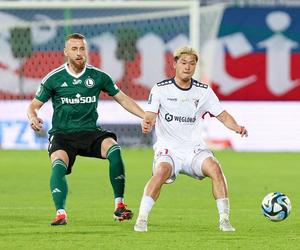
[{"left": 0, "top": 149, "right": 300, "bottom": 250}]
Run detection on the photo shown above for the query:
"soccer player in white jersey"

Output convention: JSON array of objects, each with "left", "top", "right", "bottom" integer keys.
[{"left": 134, "top": 46, "right": 248, "bottom": 232}]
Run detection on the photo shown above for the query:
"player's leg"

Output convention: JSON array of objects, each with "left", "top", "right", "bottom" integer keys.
[
  {"left": 49, "top": 149, "right": 69, "bottom": 226},
  {"left": 143, "top": 162, "right": 172, "bottom": 200},
  {"left": 201, "top": 156, "right": 235, "bottom": 232},
  {"left": 134, "top": 151, "right": 173, "bottom": 232},
  {"left": 101, "top": 137, "right": 133, "bottom": 221}
]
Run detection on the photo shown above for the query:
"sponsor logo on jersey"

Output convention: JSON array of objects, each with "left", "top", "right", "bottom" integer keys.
[
  {"left": 167, "top": 98, "right": 177, "bottom": 102},
  {"left": 165, "top": 113, "right": 173, "bottom": 122},
  {"left": 165, "top": 113, "right": 196, "bottom": 123},
  {"left": 60, "top": 93, "right": 97, "bottom": 104},
  {"left": 194, "top": 99, "right": 199, "bottom": 108},
  {"left": 72, "top": 79, "right": 82, "bottom": 85},
  {"left": 84, "top": 78, "right": 95, "bottom": 88}
]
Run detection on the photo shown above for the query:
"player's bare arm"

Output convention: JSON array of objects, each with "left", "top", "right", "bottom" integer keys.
[
  {"left": 142, "top": 111, "right": 157, "bottom": 134},
  {"left": 113, "top": 91, "right": 145, "bottom": 119},
  {"left": 216, "top": 110, "right": 248, "bottom": 137},
  {"left": 27, "top": 98, "right": 44, "bottom": 132}
]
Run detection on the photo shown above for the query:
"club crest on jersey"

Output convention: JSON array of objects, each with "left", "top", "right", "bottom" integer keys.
[{"left": 85, "top": 78, "right": 95, "bottom": 88}]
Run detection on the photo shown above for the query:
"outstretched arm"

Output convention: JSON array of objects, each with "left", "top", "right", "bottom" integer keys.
[
  {"left": 27, "top": 98, "right": 44, "bottom": 132},
  {"left": 113, "top": 90, "right": 145, "bottom": 119},
  {"left": 216, "top": 110, "right": 248, "bottom": 137}
]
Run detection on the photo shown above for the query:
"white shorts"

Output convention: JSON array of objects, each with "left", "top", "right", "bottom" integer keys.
[{"left": 152, "top": 146, "right": 214, "bottom": 184}]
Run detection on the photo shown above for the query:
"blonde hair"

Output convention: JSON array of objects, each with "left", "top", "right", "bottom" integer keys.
[{"left": 173, "top": 46, "right": 199, "bottom": 62}]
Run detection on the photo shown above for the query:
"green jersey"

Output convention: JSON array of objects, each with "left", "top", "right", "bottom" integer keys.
[{"left": 35, "top": 63, "right": 120, "bottom": 135}]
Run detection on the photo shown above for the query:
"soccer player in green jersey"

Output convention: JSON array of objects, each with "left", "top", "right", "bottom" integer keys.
[{"left": 27, "top": 33, "right": 145, "bottom": 226}]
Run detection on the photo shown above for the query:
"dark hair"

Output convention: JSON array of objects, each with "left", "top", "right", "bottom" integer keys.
[{"left": 65, "top": 33, "right": 86, "bottom": 42}]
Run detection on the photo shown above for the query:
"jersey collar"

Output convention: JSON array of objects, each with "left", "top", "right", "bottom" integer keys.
[
  {"left": 172, "top": 77, "right": 193, "bottom": 91},
  {"left": 65, "top": 63, "right": 87, "bottom": 78}
]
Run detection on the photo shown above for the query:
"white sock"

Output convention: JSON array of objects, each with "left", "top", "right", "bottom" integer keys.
[
  {"left": 216, "top": 198, "right": 230, "bottom": 220},
  {"left": 138, "top": 195, "right": 155, "bottom": 220},
  {"left": 56, "top": 209, "right": 66, "bottom": 216},
  {"left": 115, "top": 197, "right": 124, "bottom": 208}
]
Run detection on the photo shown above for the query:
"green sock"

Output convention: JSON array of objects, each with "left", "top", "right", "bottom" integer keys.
[
  {"left": 107, "top": 145, "right": 125, "bottom": 199},
  {"left": 50, "top": 159, "right": 68, "bottom": 210}
]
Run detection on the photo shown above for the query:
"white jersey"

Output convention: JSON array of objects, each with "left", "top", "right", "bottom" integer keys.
[{"left": 146, "top": 78, "right": 224, "bottom": 152}]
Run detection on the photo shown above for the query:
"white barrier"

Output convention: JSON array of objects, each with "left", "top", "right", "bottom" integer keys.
[
  {"left": 203, "top": 101, "right": 300, "bottom": 151},
  {"left": 0, "top": 100, "right": 300, "bottom": 151}
]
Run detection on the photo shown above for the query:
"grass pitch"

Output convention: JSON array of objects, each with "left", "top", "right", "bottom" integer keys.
[{"left": 0, "top": 149, "right": 299, "bottom": 250}]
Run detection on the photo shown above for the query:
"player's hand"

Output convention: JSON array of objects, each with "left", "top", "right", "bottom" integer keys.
[
  {"left": 141, "top": 119, "right": 152, "bottom": 134},
  {"left": 237, "top": 126, "right": 248, "bottom": 137},
  {"left": 29, "top": 117, "right": 43, "bottom": 132}
]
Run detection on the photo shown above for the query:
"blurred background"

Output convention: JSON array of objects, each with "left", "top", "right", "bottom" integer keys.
[{"left": 0, "top": 0, "right": 299, "bottom": 151}]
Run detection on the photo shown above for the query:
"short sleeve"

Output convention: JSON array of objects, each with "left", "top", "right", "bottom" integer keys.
[
  {"left": 35, "top": 80, "right": 52, "bottom": 103},
  {"left": 101, "top": 73, "right": 120, "bottom": 96},
  {"left": 146, "top": 84, "right": 160, "bottom": 113},
  {"left": 203, "top": 86, "right": 224, "bottom": 116}
]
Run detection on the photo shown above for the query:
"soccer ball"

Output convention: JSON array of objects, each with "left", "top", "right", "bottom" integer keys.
[{"left": 261, "top": 192, "right": 291, "bottom": 222}]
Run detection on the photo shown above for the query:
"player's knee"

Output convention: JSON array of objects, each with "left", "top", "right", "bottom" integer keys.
[
  {"left": 154, "top": 164, "right": 172, "bottom": 182},
  {"left": 205, "top": 161, "right": 223, "bottom": 179},
  {"left": 153, "top": 173, "right": 169, "bottom": 185},
  {"left": 51, "top": 150, "right": 69, "bottom": 166},
  {"left": 102, "top": 138, "right": 118, "bottom": 158}
]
